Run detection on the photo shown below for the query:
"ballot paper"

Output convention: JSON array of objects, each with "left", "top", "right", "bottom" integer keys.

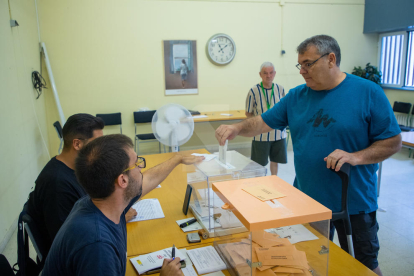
[
  {"left": 255, "top": 246, "right": 304, "bottom": 266},
  {"left": 191, "top": 153, "right": 217, "bottom": 162},
  {"left": 265, "top": 224, "right": 318, "bottom": 244},
  {"left": 176, "top": 217, "right": 202, "bottom": 232},
  {"left": 180, "top": 249, "right": 198, "bottom": 276},
  {"left": 219, "top": 140, "right": 228, "bottom": 163},
  {"left": 187, "top": 246, "right": 227, "bottom": 275},
  {"left": 242, "top": 185, "right": 286, "bottom": 201},
  {"left": 252, "top": 231, "right": 291, "bottom": 248},
  {"left": 193, "top": 115, "right": 208, "bottom": 119},
  {"left": 130, "top": 247, "right": 187, "bottom": 274},
  {"left": 129, "top": 198, "right": 165, "bottom": 222}
]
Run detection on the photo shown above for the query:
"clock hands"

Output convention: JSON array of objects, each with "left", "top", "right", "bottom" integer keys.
[{"left": 217, "top": 44, "right": 228, "bottom": 54}]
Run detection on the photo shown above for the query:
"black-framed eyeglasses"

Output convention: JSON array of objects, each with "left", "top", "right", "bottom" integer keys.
[
  {"left": 123, "top": 156, "right": 146, "bottom": 173},
  {"left": 296, "top": 53, "right": 329, "bottom": 70}
]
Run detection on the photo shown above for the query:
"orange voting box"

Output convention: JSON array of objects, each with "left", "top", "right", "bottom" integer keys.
[{"left": 212, "top": 176, "right": 332, "bottom": 276}]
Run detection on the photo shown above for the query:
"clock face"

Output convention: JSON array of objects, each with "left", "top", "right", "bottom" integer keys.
[{"left": 207, "top": 34, "right": 236, "bottom": 65}]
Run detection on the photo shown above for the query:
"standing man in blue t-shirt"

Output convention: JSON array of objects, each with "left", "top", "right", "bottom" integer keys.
[
  {"left": 42, "top": 134, "right": 204, "bottom": 276},
  {"left": 215, "top": 35, "right": 401, "bottom": 275}
]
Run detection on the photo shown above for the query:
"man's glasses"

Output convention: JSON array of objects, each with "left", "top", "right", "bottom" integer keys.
[
  {"left": 296, "top": 53, "right": 329, "bottom": 71},
  {"left": 123, "top": 156, "right": 146, "bottom": 173}
]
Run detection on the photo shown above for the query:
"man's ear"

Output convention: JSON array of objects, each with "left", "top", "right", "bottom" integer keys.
[
  {"left": 328, "top": 53, "right": 336, "bottom": 68},
  {"left": 73, "top": 139, "right": 83, "bottom": 151},
  {"left": 115, "top": 173, "right": 128, "bottom": 189}
]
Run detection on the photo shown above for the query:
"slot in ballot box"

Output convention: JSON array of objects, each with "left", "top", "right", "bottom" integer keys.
[
  {"left": 188, "top": 151, "right": 267, "bottom": 237},
  {"left": 212, "top": 176, "right": 332, "bottom": 276}
]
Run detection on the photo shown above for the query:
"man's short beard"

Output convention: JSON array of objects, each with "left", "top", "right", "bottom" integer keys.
[{"left": 124, "top": 173, "right": 143, "bottom": 203}]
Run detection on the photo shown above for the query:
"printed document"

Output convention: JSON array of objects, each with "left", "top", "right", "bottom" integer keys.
[
  {"left": 187, "top": 246, "right": 227, "bottom": 275},
  {"left": 129, "top": 198, "right": 165, "bottom": 223},
  {"left": 130, "top": 247, "right": 187, "bottom": 274},
  {"left": 180, "top": 249, "right": 198, "bottom": 276}
]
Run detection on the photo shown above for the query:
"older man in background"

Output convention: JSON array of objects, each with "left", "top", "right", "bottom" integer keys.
[{"left": 245, "top": 62, "right": 287, "bottom": 175}]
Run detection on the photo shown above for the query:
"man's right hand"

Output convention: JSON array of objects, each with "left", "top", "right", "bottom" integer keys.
[
  {"left": 160, "top": 258, "right": 182, "bottom": 276},
  {"left": 215, "top": 124, "right": 240, "bottom": 146}
]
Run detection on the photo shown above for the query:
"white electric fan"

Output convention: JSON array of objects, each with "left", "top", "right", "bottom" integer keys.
[{"left": 152, "top": 104, "right": 194, "bottom": 152}]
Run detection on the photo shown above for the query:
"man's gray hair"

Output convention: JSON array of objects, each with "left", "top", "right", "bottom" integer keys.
[
  {"left": 297, "top": 35, "right": 341, "bottom": 66},
  {"left": 260, "top": 62, "right": 275, "bottom": 72}
]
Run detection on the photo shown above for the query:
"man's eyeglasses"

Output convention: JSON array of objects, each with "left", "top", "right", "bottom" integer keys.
[
  {"left": 296, "top": 53, "right": 329, "bottom": 70},
  {"left": 123, "top": 156, "right": 146, "bottom": 173}
]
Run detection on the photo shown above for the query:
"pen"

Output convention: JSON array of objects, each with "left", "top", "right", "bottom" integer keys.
[
  {"left": 179, "top": 218, "right": 197, "bottom": 228},
  {"left": 172, "top": 244, "right": 175, "bottom": 260}
]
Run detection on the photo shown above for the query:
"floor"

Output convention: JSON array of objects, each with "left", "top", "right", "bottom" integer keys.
[{"left": 2, "top": 147, "right": 414, "bottom": 275}]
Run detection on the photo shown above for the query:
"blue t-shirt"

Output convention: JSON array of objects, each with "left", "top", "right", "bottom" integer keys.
[
  {"left": 262, "top": 73, "right": 400, "bottom": 214},
  {"left": 42, "top": 195, "right": 138, "bottom": 276}
]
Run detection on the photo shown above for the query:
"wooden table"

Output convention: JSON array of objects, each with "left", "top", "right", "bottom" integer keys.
[
  {"left": 126, "top": 150, "right": 376, "bottom": 276},
  {"left": 401, "top": 131, "right": 414, "bottom": 149},
  {"left": 192, "top": 110, "right": 246, "bottom": 123}
]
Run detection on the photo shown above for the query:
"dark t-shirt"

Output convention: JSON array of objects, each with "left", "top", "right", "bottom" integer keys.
[
  {"left": 42, "top": 196, "right": 139, "bottom": 276},
  {"left": 26, "top": 157, "right": 86, "bottom": 254}
]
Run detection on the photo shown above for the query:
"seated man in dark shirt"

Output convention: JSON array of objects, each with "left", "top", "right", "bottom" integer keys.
[
  {"left": 26, "top": 114, "right": 138, "bottom": 258},
  {"left": 42, "top": 134, "right": 204, "bottom": 276}
]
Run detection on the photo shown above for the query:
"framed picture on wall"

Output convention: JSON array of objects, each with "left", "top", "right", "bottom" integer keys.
[{"left": 163, "top": 40, "right": 198, "bottom": 95}]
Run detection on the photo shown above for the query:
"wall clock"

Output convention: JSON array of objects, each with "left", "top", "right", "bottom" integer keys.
[{"left": 206, "top": 33, "right": 236, "bottom": 65}]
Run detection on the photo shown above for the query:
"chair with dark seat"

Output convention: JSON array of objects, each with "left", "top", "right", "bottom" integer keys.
[
  {"left": 96, "top": 112, "right": 122, "bottom": 133},
  {"left": 53, "top": 121, "right": 63, "bottom": 154},
  {"left": 133, "top": 111, "right": 164, "bottom": 155},
  {"left": 393, "top": 101, "right": 412, "bottom": 131},
  {"left": 15, "top": 203, "right": 47, "bottom": 276},
  {"left": 329, "top": 163, "right": 355, "bottom": 258}
]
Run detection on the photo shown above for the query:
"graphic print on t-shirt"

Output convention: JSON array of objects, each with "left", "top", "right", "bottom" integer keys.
[{"left": 306, "top": 109, "right": 336, "bottom": 133}]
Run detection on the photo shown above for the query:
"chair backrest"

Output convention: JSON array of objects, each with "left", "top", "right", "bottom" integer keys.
[
  {"left": 133, "top": 110, "right": 156, "bottom": 124},
  {"left": 96, "top": 112, "right": 122, "bottom": 125},
  {"left": 393, "top": 102, "right": 412, "bottom": 127},
  {"left": 53, "top": 121, "right": 63, "bottom": 139},
  {"left": 96, "top": 113, "right": 122, "bottom": 133},
  {"left": 393, "top": 101, "right": 412, "bottom": 114},
  {"left": 17, "top": 203, "right": 45, "bottom": 275}
]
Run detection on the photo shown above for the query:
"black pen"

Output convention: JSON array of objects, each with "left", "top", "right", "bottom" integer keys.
[
  {"left": 172, "top": 244, "right": 175, "bottom": 260},
  {"left": 179, "top": 218, "right": 197, "bottom": 228}
]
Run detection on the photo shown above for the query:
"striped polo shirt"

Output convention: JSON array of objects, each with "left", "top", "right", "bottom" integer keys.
[{"left": 245, "top": 83, "right": 287, "bottom": 142}]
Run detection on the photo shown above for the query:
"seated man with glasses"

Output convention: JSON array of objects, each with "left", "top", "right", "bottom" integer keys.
[
  {"left": 42, "top": 134, "right": 204, "bottom": 276},
  {"left": 215, "top": 35, "right": 401, "bottom": 276},
  {"left": 26, "top": 114, "right": 137, "bottom": 258}
]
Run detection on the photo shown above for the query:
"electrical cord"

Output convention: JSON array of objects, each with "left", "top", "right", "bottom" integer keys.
[{"left": 31, "top": 71, "right": 47, "bottom": 99}]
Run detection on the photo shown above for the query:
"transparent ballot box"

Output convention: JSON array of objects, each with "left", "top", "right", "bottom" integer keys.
[
  {"left": 212, "top": 176, "right": 332, "bottom": 276},
  {"left": 188, "top": 150, "right": 266, "bottom": 237}
]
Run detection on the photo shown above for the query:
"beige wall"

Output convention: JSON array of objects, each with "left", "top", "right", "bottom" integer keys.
[
  {"left": 0, "top": 0, "right": 50, "bottom": 250},
  {"left": 37, "top": 0, "right": 377, "bottom": 155},
  {"left": 384, "top": 89, "right": 414, "bottom": 107}
]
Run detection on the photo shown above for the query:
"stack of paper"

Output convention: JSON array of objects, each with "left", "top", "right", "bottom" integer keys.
[
  {"left": 187, "top": 246, "right": 227, "bottom": 275},
  {"left": 218, "top": 229, "right": 315, "bottom": 276},
  {"left": 130, "top": 247, "right": 187, "bottom": 274},
  {"left": 128, "top": 198, "right": 165, "bottom": 223}
]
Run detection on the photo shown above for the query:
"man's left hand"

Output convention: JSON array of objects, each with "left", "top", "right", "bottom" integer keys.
[
  {"left": 125, "top": 208, "right": 137, "bottom": 222},
  {"left": 324, "top": 149, "right": 359, "bottom": 171}
]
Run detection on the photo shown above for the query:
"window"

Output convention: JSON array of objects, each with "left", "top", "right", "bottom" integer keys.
[{"left": 379, "top": 31, "right": 414, "bottom": 89}]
